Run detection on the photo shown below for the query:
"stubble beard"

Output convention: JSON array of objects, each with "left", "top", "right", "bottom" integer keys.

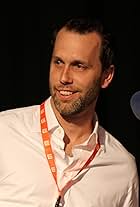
[{"left": 49, "top": 78, "right": 101, "bottom": 118}]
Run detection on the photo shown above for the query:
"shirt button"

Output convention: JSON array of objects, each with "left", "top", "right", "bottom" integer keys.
[{"left": 63, "top": 172, "right": 68, "bottom": 177}]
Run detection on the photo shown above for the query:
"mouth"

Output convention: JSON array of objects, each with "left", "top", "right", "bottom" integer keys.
[
  {"left": 59, "top": 90, "right": 74, "bottom": 96},
  {"left": 56, "top": 89, "right": 78, "bottom": 100}
]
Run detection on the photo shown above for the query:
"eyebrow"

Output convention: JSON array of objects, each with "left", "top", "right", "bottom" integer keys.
[
  {"left": 52, "top": 56, "right": 93, "bottom": 67},
  {"left": 71, "top": 59, "right": 88, "bottom": 65},
  {"left": 71, "top": 60, "right": 93, "bottom": 68}
]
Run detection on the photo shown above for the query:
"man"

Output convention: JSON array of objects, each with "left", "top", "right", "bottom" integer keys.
[{"left": 0, "top": 17, "right": 139, "bottom": 206}]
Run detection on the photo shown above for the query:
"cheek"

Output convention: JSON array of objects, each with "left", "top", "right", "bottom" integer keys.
[
  {"left": 49, "top": 70, "right": 55, "bottom": 89},
  {"left": 75, "top": 79, "right": 93, "bottom": 92},
  {"left": 49, "top": 68, "right": 58, "bottom": 83},
  {"left": 82, "top": 76, "right": 102, "bottom": 92},
  {"left": 77, "top": 73, "right": 97, "bottom": 87}
]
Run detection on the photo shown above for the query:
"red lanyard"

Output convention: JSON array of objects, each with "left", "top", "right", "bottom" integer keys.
[{"left": 40, "top": 101, "right": 100, "bottom": 205}]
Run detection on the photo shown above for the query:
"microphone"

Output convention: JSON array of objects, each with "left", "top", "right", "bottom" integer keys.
[{"left": 130, "top": 91, "right": 140, "bottom": 120}]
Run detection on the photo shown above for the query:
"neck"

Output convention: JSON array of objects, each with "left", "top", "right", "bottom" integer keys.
[{"left": 51, "top": 98, "right": 96, "bottom": 146}]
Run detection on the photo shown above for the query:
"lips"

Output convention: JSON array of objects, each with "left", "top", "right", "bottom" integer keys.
[
  {"left": 59, "top": 90, "right": 73, "bottom": 96},
  {"left": 55, "top": 88, "right": 78, "bottom": 101}
]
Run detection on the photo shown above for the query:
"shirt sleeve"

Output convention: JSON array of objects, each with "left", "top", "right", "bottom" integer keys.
[{"left": 122, "top": 171, "right": 139, "bottom": 207}]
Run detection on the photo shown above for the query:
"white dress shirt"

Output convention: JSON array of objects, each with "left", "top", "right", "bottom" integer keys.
[{"left": 0, "top": 97, "right": 139, "bottom": 207}]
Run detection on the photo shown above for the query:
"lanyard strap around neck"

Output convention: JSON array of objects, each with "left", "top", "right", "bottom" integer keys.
[{"left": 40, "top": 101, "right": 100, "bottom": 195}]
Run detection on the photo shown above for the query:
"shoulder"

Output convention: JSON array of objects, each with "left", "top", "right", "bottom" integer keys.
[
  {"left": 0, "top": 104, "right": 39, "bottom": 130},
  {"left": 0, "top": 104, "right": 39, "bottom": 118},
  {"left": 99, "top": 125, "right": 134, "bottom": 156},
  {"left": 99, "top": 125, "right": 138, "bottom": 178}
]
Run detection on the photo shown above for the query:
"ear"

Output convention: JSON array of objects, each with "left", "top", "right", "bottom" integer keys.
[{"left": 101, "top": 65, "right": 115, "bottom": 89}]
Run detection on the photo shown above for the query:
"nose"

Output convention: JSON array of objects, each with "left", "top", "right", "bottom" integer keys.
[{"left": 60, "top": 67, "right": 73, "bottom": 85}]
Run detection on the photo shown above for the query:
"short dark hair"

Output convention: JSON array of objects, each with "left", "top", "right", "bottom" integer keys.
[{"left": 51, "top": 17, "right": 115, "bottom": 71}]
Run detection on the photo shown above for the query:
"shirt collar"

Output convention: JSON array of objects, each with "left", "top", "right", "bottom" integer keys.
[
  {"left": 31, "top": 96, "right": 59, "bottom": 133},
  {"left": 45, "top": 98, "right": 100, "bottom": 148},
  {"left": 72, "top": 114, "right": 100, "bottom": 151},
  {"left": 34, "top": 96, "right": 105, "bottom": 152},
  {"left": 44, "top": 97, "right": 60, "bottom": 132}
]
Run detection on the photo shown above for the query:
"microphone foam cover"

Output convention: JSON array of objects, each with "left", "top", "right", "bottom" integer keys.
[{"left": 130, "top": 91, "right": 140, "bottom": 120}]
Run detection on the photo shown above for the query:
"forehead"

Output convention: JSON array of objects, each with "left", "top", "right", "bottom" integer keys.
[{"left": 53, "top": 28, "right": 102, "bottom": 57}]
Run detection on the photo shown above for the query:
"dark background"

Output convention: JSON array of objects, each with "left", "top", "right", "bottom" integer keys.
[{"left": 0, "top": 2, "right": 140, "bottom": 178}]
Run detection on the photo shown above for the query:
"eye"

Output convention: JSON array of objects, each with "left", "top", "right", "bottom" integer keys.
[
  {"left": 77, "top": 64, "right": 85, "bottom": 69},
  {"left": 73, "top": 63, "right": 88, "bottom": 70},
  {"left": 54, "top": 58, "right": 63, "bottom": 65}
]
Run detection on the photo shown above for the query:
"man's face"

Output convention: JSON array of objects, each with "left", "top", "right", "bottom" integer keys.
[{"left": 49, "top": 28, "right": 111, "bottom": 117}]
